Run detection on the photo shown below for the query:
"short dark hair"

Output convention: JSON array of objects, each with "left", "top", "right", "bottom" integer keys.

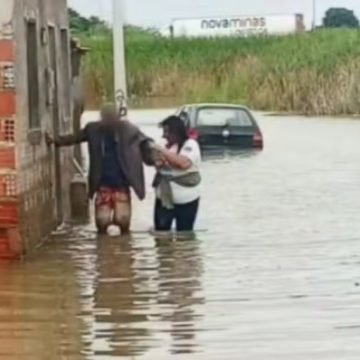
[{"left": 160, "top": 115, "right": 189, "bottom": 149}]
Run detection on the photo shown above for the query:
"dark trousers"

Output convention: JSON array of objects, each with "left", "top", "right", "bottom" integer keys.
[{"left": 154, "top": 198, "right": 200, "bottom": 232}]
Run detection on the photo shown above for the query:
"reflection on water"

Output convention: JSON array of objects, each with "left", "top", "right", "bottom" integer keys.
[
  {"left": 0, "top": 239, "right": 84, "bottom": 359},
  {"left": 154, "top": 237, "right": 203, "bottom": 356},
  {"left": 81, "top": 235, "right": 152, "bottom": 358},
  {"left": 2, "top": 112, "right": 360, "bottom": 359},
  {"left": 70, "top": 230, "right": 204, "bottom": 359}
]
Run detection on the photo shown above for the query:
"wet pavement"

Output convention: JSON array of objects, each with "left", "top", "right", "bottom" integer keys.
[{"left": 1, "top": 111, "right": 360, "bottom": 359}]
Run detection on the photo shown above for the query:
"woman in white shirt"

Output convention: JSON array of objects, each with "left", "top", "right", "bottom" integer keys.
[{"left": 153, "top": 116, "right": 201, "bottom": 232}]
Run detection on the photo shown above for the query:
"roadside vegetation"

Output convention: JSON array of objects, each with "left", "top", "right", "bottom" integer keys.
[{"left": 70, "top": 7, "right": 360, "bottom": 115}]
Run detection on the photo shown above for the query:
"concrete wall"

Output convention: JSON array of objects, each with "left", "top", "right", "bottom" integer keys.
[{"left": 0, "top": 0, "right": 75, "bottom": 258}]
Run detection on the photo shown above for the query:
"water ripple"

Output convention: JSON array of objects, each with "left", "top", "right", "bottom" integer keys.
[{"left": 1, "top": 113, "right": 360, "bottom": 359}]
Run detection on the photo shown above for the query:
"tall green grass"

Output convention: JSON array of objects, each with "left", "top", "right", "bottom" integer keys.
[{"left": 81, "top": 29, "right": 360, "bottom": 114}]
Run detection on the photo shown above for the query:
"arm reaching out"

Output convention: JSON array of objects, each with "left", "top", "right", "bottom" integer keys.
[
  {"left": 154, "top": 139, "right": 201, "bottom": 171},
  {"left": 155, "top": 145, "right": 191, "bottom": 170},
  {"left": 46, "top": 125, "right": 88, "bottom": 147},
  {"left": 140, "top": 139, "right": 158, "bottom": 166}
]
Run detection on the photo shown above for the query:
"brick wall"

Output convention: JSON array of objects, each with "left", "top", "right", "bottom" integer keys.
[
  {"left": 0, "top": 0, "right": 74, "bottom": 259},
  {"left": 0, "top": 1, "right": 19, "bottom": 258}
]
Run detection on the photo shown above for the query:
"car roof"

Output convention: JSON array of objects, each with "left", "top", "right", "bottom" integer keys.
[{"left": 180, "top": 103, "right": 251, "bottom": 111}]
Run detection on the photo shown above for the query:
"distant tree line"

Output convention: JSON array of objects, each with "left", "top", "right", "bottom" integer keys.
[
  {"left": 68, "top": 7, "right": 110, "bottom": 34},
  {"left": 68, "top": 7, "right": 161, "bottom": 40}
]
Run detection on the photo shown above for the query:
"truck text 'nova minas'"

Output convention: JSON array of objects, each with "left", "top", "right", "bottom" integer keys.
[{"left": 162, "top": 14, "right": 305, "bottom": 38}]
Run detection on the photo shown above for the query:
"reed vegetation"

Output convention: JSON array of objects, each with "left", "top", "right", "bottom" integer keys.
[{"left": 81, "top": 29, "right": 360, "bottom": 115}]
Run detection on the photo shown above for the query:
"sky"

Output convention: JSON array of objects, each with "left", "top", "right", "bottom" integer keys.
[{"left": 68, "top": 0, "right": 360, "bottom": 29}]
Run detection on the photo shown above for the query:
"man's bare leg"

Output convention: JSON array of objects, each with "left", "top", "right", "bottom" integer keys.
[
  {"left": 114, "top": 200, "right": 131, "bottom": 235},
  {"left": 95, "top": 205, "right": 112, "bottom": 235}
]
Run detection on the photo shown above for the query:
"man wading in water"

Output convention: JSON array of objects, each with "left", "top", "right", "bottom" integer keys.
[{"left": 46, "top": 103, "right": 155, "bottom": 235}]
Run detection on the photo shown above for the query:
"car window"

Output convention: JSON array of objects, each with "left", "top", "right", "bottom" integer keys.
[{"left": 196, "top": 107, "right": 254, "bottom": 127}]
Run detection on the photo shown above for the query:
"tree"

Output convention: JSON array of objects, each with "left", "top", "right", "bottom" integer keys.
[
  {"left": 68, "top": 7, "right": 89, "bottom": 33},
  {"left": 323, "top": 8, "right": 359, "bottom": 28},
  {"left": 68, "top": 7, "right": 110, "bottom": 34}
]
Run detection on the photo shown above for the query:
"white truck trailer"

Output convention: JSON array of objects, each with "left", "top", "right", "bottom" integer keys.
[{"left": 162, "top": 14, "right": 305, "bottom": 38}]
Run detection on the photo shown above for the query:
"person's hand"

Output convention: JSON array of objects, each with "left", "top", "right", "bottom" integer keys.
[
  {"left": 154, "top": 159, "right": 164, "bottom": 169},
  {"left": 153, "top": 144, "right": 166, "bottom": 153},
  {"left": 154, "top": 151, "right": 167, "bottom": 168},
  {"left": 154, "top": 152, "right": 164, "bottom": 169},
  {"left": 45, "top": 132, "right": 54, "bottom": 146}
]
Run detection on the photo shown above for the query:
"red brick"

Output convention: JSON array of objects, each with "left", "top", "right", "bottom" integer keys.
[
  {"left": 0, "top": 40, "right": 13, "bottom": 62},
  {"left": 0, "top": 147, "right": 15, "bottom": 169},
  {"left": 0, "top": 241, "right": 8, "bottom": 253},
  {"left": 0, "top": 230, "right": 10, "bottom": 258},
  {"left": 0, "top": 92, "right": 15, "bottom": 116},
  {"left": 0, "top": 200, "right": 18, "bottom": 225},
  {"left": 0, "top": 228, "right": 22, "bottom": 259},
  {"left": 7, "top": 228, "right": 22, "bottom": 255},
  {"left": 0, "top": 117, "right": 15, "bottom": 143},
  {"left": 0, "top": 63, "right": 15, "bottom": 90},
  {"left": 0, "top": 174, "right": 17, "bottom": 197}
]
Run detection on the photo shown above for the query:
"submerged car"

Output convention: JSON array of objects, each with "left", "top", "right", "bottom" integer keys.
[{"left": 175, "top": 103, "right": 263, "bottom": 149}]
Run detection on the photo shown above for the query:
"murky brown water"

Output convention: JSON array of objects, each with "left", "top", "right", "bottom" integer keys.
[{"left": 2, "top": 111, "right": 360, "bottom": 359}]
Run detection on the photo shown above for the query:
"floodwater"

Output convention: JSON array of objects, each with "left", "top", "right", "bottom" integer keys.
[{"left": 1, "top": 110, "right": 360, "bottom": 359}]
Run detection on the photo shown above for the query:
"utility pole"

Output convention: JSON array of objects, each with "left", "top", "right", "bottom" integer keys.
[
  {"left": 113, "top": 0, "right": 127, "bottom": 102},
  {"left": 312, "top": 0, "right": 317, "bottom": 30}
]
